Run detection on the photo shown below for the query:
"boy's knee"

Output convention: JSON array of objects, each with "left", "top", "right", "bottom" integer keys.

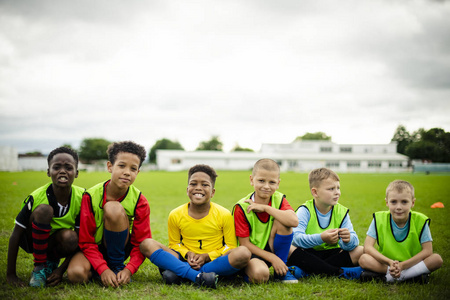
[
  {"left": 67, "top": 264, "right": 90, "bottom": 284},
  {"left": 358, "top": 253, "right": 371, "bottom": 268},
  {"left": 58, "top": 230, "right": 79, "bottom": 256},
  {"left": 248, "top": 268, "right": 270, "bottom": 284},
  {"left": 140, "top": 238, "right": 159, "bottom": 257},
  {"left": 32, "top": 204, "right": 54, "bottom": 223},
  {"left": 427, "top": 253, "right": 444, "bottom": 271},
  {"left": 103, "top": 201, "right": 126, "bottom": 220},
  {"left": 230, "top": 246, "right": 251, "bottom": 268}
]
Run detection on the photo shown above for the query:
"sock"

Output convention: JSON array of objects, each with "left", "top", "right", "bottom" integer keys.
[
  {"left": 273, "top": 233, "right": 293, "bottom": 264},
  {"left": 398, "top": 261, "right": 430, "bottom": 281},
  {"left": 103, "top": 228, "right": 128, "bottom": 270},
  {"left": 287, "top": 247, "right": 341, "bottom": 276},
  {"left": 385, "top": 267, "right": 395, "bottom": 282},
  {"left": 32, "top": 221, "right": 51, "bottom": 266},
  {"left": 201, "top": 255, "right": 240, "bottom": 276},
  {"left": 150, "top": 249, "right": 200, "bottom": 282}
]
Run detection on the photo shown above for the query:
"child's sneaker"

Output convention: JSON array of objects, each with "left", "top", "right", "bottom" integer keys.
[
  {"left": 275, "top": 270, "right": 298, "bottom": 283},
  {"left": 42, "top": 260, "right": 60, "bottom": 277},
  {"left": 340, "top": 266, "right": 363, "bottom": 280},
  {"left": 29, "top": 266, "right": 47, "bottom": 287},
  {"left": 360, "top": 270, "right": 385, "bottom": 282},
  {"left": 289, "top": 266, "right": 309, "bottom": 279},
  {"left": 195, "top": 272, "right": 218, "bottom": 288},
  {"left": 162, "top": 270, "right": 182, "bottom": 285}
]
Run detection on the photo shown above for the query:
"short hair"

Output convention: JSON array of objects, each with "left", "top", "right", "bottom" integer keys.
[
  {"left": 386, "top": 180, "right": 415, "bottom": 199},
  {"left": 188, "top": 164, "right": 218, "bottom": 187},
  {"left": 107, "top": 141, "right": 147, "bottom": 167},
  {"left": 252, "top": 158, "right": 280, "bottom": 177},
  {"left": 308, "top": 168, "right": 340, "bottom": 189},
  {"left": 47, "top": 147, "right": 79, "bottom": 168}
]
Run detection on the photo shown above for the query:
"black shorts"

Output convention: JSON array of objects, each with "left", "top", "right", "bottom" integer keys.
[
  {"left": 250, "top": 243, "right": 273, "bottom": 268},
  {"left": 305, "top": 248, "right": 353, "bottom": 267}
]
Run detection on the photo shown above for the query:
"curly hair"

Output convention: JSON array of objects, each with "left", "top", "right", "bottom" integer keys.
[
  {"left": 47, "top": 147, "right": 79, "bottom": 168},
  {"left": 188, "top": 164, "right": 218, "bottom": 187},
  {"left": 107, "top": 141, "right": 147, "bottom": 167}
]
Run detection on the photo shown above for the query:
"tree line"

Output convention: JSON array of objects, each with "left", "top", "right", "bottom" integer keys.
[{"left": 55, "top": 127, "right": 448, "bottom": 164}]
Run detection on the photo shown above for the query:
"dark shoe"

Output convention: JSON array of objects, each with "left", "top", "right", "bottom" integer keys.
[
  {"left": 289, "top": 266, "right": 309, "bottom": 279},
  {"left": 274, "top": 270, "right": 298, "bottom": 283},
  {"left": 195, "top": 272, "right": 218, "bottom": 289},
  {"left": 402, "top": 273, "right": 430, "bottom": 284},
  {"left": 162, "top": 270, "right": 182, "bottom": 285},
  {"left": 360, "top": 270, "right": 385, "bottom": 282},
  {"left": 29, "top": 265, "right": 47, "bottom": 288},
  {"left": 340, "top": 266, "right": 363, "bottom": 280}
]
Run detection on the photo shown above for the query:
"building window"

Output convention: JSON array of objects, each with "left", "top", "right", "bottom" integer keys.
[
  {"left": 326, "top": 161, "right": 339, "bottom": 168},
  {"left": 340, "top": 147, "right": 352, "bottom": 153},
  {"left": 347, "top": 161, "right": 360, "bottom": 168},
  {"left": 368, "top": 161, "right": 381, "bottom": 168},
  {"left": 320, "top": 147, "right": 332, "bottom": 152},
  {"left": 288, "top": 160, "right": 297, "bottom": 168},
  {"left": 389, "top": 161, "right": 402, "bottom": 168},
  {"left": 171, "top": 158, "right": 182, "bottom": 164}
]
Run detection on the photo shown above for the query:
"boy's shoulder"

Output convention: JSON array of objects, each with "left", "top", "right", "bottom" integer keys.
[
  {"left": 169, "top": 202, "right": 189, "bottom": 216},
  {"left": 210, "top": 201, "right": 232, "bottom": 215}
]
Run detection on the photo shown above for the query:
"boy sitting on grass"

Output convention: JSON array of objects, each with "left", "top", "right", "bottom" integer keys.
[
  {"left": 233, "top": 158, "right": 299, "bottom": 284},
  {"left": 140, "top": 164, "right": 250, "bottom": 289},
  {"left": 359, "top": 180, "right": 443, "bottom": 283},
  {"left": 7, "top": 147, "right": 84, "bottom": 287},
  {"left": 67, "top": 141, "right": 151, "bottom": 288},
  {"left": 288, "top": 168, "right": 364, "bottom": 280}
]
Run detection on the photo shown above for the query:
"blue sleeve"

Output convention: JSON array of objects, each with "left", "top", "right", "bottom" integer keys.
[
  {"left": 420, "top": 222, "right": 432, "bottom": 244},
  {"left": 338, "top": 214, "right": 359, "bottom": 251},
  {"left": 292, "top": 206, "right": 323, "bottom": 248},
  {"left": 366, "top": 219, "right": 377, "bottom": 239}
]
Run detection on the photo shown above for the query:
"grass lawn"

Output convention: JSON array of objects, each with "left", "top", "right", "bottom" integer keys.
[{"left": 0, "top": 171, "right": 449, "bottom": 299}]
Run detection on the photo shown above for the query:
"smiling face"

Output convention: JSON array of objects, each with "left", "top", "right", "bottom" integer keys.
[
  {"left": 250, "top": 168, "right": 280, "bottom": 203},
  {"left": 107, "top": 151, "right": 140, "bottom": 191},
  {"left": 187, "top": 171, "right": 215, "bottom": 207},
  {"left": 311, "top": 177, "right": 341, "bottom": 213},
  {"left": 386, "top": 190, "right": 415, "bottom": 227},
  {"left": 47, "top": 153, "right": 78, "bottom": 188}
]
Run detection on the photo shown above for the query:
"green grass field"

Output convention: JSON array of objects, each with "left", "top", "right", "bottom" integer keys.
[{"left": 0, "top": 171, "right": 449, "bottom": 299}]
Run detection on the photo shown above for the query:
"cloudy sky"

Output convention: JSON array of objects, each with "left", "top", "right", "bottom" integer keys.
[{"left": 1, "top": 0, "right": 449, "bottom": 154}]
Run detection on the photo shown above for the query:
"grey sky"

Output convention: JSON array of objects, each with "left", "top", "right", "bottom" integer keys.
[{"left": 1, "top": 0, "right": 449, "bottom": 154}]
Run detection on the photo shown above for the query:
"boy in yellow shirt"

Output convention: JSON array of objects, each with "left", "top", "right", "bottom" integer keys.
[
  {"left": 140, "top": 164, "right": 250, "bottom": 288},
  {"left": 359, "top": 180, "right": 443, "bottom": 283}
]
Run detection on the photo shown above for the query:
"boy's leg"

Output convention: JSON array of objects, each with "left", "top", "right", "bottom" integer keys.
[
  {"left": 200, "top": 246, "right": 251, "bottom": 276},
  {"left": 140, "top": 238, "right": 200, "bottom": 283},
  {"left": 29, "top": 204, "right": 53, "bottom": 287},
  {"left": 244, "top": 258, "right": 271, "bottom": 283},
  {"left": 399, "top": 254, "right": 443, "bottom": 281},
  {"left": 103, "top": 201, "right": 129, "bottom": 273},
  {"left": 67, "top": 251, "right": 93, "bottom": 284},
  {"left": 358, "top": 253, "right": 388, "bottom": 274}
]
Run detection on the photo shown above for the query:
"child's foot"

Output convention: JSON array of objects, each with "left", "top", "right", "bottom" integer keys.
[
  {"left": 162, "top": 270, "right": 182, "bottom": 285},
  {"left": 275, "top": 270, "right": 298, "bottom": 283},
  {"left": 289, "top": 266, "right": 309, "bottom": 279},
  {"left": 29, "top": 266, "right": 47, "bottom": 287},
  {"left": 339, "top": 266, "right": 363, "bottom": 280},
  {"left": 42, "top": 260, "right": 60, "bottom": 277},
  {"left": 195, "top": 272, "right": 218, "bottom": 288},
  {"left": 360, "top": 270, "right": 385, "bottom": 282},
  {"left": 402, "top": 273, "right": 430, "bottom": 284}
]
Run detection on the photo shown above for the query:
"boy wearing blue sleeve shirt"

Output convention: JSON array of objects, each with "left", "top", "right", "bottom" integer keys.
[
  {"left": 359, "top": 180, "right": 443, "bottom": 283},
  {"left": 287, "top": 168, "right": 364, "bottom": 280}
]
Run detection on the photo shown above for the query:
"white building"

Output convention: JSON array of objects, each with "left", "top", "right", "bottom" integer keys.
[
  {"left": 0, "top": 146, "right": 20, "bottom": 171},
  {"left": 156, "top": 141, "right": 410, "bottom": 173}
]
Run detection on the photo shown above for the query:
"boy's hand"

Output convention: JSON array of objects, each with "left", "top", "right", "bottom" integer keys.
[
  {"left": 101, "top": 269, "right": 119, "bottom": 288},
  {"left": 338, "top": 228, "right": 351, "bottom": 243},
  {"left": 6, "top": 274, "right": 26, "bottom": 287},
  {"left": 269, "top": 253, "right": 288, "bottom": 276},
  {"left": 117, "top": 268, "right": 132, "bottom": 285},
  {"left": 389, "top": 260, "right": 401, "bottom": 278},
  {"left": 244, "top": 199, "right": 267, "bottom": 213},
  {"left": 320, "top": 228, "right": 339, "bottom": 245},
  {"left": 46, "top": 267, "right": 64, "bottom": 287},
  {"left": 186, "top": 252, "right": 210, "bottom": 270}
]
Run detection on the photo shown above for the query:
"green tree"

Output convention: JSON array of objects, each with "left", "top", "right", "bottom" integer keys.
[
  {"left": 79, "top": 138, "right": 111, "bottom": 163},
  {"left": 149, "top": 138, "right": 184, "bottom": 164},
  {"left": 294, "top": 132, "right": 331, "bottom": 141},
  {"left": 196, "top": 136, "right": 223, "bottom": 151},
  {"left": 404, "top": 128, "right": 450, "bottom": 162},
  {"left": 391, "top": 125, "right": 412, "bottom": 154},
  {"left": 231, "top": 144, "right": 254, "bottom": 152},
  {"left": 61, "top": 144, "right": 74, "bottom": 149}
]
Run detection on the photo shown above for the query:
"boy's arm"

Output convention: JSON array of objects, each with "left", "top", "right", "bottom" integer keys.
[
  {"left": 398, "top": 241, "right": 433, "bottom": 272},
  {"left": 6, "top": 225, "right": 26, "bottom": 286},
  {"left": 78, "top": 194, "right": 109, "bottom": 275},
  {"left": 363, "top": 235, "right": 393, "bottom": 266},
  {"left": 168, "top": 211, "right": 190, "bottom": 259},
  {"left": 207, "top": 212, "right": 237, "bottom": 260},
  {"left": 125, "top": 195, "right": 151, "bottom": 275},
  {"left": 244, "top": 199, "right": 298, "bottom": 228},
  {"left": 292, "top": 207, "right": 323, "bottom": 248}
]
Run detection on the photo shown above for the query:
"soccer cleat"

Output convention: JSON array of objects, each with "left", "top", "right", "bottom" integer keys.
[
  {"left": 360, "top": 270, "right": 385, "bottom": 282},
  {"left": 42, "top": 260, "right": 60, "bottom": 277},
  {"left": 162, "top": 269, "right": 182, "bottom": 285},
  {"left": 402, "top": 273, "right": 430, "bottom": 284},
  {"left": 195, "top": 272, "right": 218, "bottom": 288},
  {"left": 275, "top": 270, "right": 298, "bottom": 284},
  {"left": 29, "top": 266, "right": 47, "bottom": 287},
  {"left": 289, "top": 266, "right": 309, "bottom": 279},
  {"left": 340, "top": 266, "right": 363, "bottom": 280}
]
